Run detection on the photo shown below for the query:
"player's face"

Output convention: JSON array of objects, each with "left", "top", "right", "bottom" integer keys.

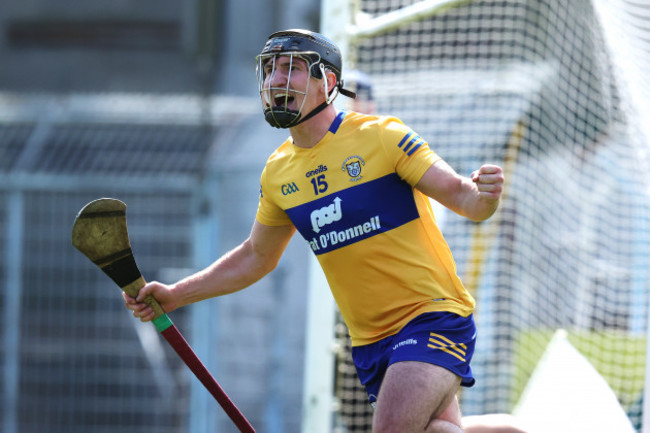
[{"left": 260, "top": 55, "right": 320, "bottom": 112}]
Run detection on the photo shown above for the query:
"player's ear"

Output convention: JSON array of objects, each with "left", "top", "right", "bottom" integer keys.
[{"left": 325, "top": 68, "right": 337, "bottom": 93}]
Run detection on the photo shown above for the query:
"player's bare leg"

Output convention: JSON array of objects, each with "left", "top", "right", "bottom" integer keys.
[{"left": 373, "top": 361, "right": 464, "bottom": 433}]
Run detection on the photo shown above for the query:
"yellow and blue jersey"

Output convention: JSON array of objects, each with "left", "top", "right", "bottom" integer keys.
[{"left": 256, "top": 111, "right": 475, "bottom": 346}]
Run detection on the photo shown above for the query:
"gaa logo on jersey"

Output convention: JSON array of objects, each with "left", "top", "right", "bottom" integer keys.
[
  {"left": 281, "top": 182, "right": 299, "bottom": 195},
  {"left": 342, "top": 155, "right": 365, "bottom": 182}
]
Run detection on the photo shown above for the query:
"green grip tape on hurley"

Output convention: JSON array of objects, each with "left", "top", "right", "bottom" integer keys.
[{"left": 153, "top": 313, "right": 174, "bottom": 332}]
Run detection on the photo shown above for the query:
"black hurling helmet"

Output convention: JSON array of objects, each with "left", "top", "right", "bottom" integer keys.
[{"left": 256, "top": 29, "right": 356, "bottom": 129}]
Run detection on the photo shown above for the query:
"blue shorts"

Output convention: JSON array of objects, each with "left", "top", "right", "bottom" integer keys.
[{"left": 351, "top": 312, "right": 476, "bottom": 404}]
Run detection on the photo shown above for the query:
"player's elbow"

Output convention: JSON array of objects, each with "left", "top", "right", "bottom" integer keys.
[
  {"left": 244, "top": 238, "right": 282, "bottom": 279},
  {"left": 258, "top": 255, "right": 281, "bottom": 276}
]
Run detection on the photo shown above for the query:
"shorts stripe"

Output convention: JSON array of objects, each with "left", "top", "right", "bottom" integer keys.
[
  {"left": 427, "top": 342, "right": 466, "bottom": 362},
  {"left": 428, "top": 332, "right": 467, "bottom": 360}
]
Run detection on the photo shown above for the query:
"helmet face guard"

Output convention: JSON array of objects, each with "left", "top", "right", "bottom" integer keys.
[
  {"left": 255, "top": 29, "right": 356, "bottom": 129},
  {"left": 257, "top": 53, "right": 319, "bottom": 129}
]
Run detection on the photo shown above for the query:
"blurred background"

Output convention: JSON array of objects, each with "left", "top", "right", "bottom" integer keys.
[
  {"left": 0, "top": 1, "right": 318, "bottom": 432},
  {"left": 1, "top": 0, "right": 649, "bottom": 432}
]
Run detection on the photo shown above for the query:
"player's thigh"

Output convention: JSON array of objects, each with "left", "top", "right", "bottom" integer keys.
[{"left": 374, "top": 360, "right": 462, "bottom": 430}]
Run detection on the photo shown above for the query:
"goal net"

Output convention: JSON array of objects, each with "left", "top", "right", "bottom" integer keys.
[{"left": 320, "top": 0, "right": 650, "bottom": 430}]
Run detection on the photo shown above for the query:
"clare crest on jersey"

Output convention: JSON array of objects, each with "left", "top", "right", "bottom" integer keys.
[
  {"left": 346, "top": 161, "right": 361, "bottom": 177},
  {"left": 342, "top": 155, "right": 365, "bottom": 181}
]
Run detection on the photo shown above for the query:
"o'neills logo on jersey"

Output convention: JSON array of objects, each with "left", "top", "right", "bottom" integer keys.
[
  {"left": 305, "top": 164, "right": 328, "bottom": 177},
  {"left": 307, "top": 196, "right": 381, "bottom": 252}
]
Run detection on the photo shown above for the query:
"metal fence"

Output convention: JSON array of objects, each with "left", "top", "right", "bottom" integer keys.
[{"left": 0, "top": 93, "right": 308, "bottom": 433}]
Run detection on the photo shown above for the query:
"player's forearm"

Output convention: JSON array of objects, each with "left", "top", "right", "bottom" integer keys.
[
  {"left": 463, "top": 198, "right": 499, "bottom": 222},
  {"left": 171, "top": 240, "right": 275, "bottom": 308}
]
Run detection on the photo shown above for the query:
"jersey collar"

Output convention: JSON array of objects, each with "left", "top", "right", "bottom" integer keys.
[{"left": 328, "top": 110, "right": 347, "bottom": 134}]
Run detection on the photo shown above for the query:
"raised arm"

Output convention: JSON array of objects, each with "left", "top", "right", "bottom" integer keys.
[
  {"left": 415, "top": 159, "right": 504, "bottom": 222},
  {"left": 125, "top": 220, "right": 296, "bottom": 321}
]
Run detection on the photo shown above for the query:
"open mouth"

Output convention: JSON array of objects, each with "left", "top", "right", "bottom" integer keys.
[{"left": 272, "top": 92, "right": 295, "bottom": 108}]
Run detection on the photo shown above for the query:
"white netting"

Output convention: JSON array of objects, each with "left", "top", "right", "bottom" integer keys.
[{"left": 332, "top": 0, "right": 650, "bottom": 430}]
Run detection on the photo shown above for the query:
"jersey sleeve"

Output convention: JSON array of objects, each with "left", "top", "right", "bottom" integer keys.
[
  {"left": 379, "top": 117, "right": 441, "bottom": 186},
  {"left": 255, "top": 165, "right": 293, "bottom": 226}
]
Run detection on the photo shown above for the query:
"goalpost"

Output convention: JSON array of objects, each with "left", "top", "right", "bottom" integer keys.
[{"left": 305, "top": 0, "right": 650, "bottom": 432}]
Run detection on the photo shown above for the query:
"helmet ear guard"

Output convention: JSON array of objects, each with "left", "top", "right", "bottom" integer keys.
[{"left": 320, "top": 63, "right": 338, "bottom": 105}]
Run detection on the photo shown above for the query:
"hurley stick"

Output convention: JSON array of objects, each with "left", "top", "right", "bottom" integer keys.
[{"left": 72, "top": 198, "right": 255, "bottom": 433}]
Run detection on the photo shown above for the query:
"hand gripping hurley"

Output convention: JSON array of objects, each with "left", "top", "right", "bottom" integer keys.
[{"left": 72, "top": 198, "right": 255, "bottom": 433}]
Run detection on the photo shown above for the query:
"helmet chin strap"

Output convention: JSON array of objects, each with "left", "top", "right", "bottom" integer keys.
[{"left": 293, "top": 100, "right": 330, "bottom": 126}]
